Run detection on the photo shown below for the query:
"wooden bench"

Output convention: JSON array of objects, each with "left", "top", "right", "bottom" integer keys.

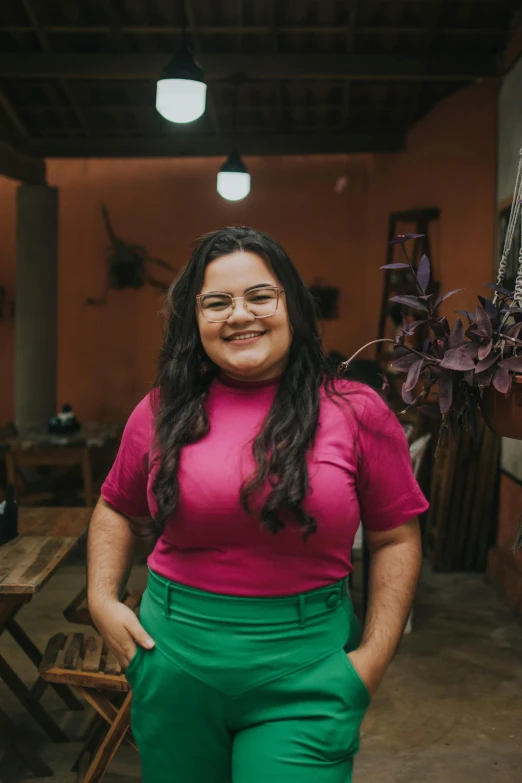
[
  {"left": 40, "top": 631, "right": 137, "bottom": 783},
  {"left": 64, "top": 586, "right": 142, "bottom": 627}
]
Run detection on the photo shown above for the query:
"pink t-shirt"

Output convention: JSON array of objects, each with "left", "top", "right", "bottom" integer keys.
[{"left": 101, "top": 374, "right": 428, "bottom": 596}]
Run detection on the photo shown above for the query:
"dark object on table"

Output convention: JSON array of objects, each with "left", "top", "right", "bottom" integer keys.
[
  {"left": 0, "top": 484, "right": 18, "bottom": 545},
  {"left": 48, "top": 403, "right": 81, "bottom": 435}
]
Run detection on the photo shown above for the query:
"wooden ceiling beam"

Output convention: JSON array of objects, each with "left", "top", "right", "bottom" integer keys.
[
  {"left": 0, "top": 52, "right": 500, "bottom": 81},
  {"left": 0, "top": 25, "right": 506, "bottom": 36},
  {"left": 19, "top": 0, "right": 92, "bottom": 136},
  {"left": 0, "top": 138, "right": 45, "bottom": 183},
  {"left": 99, "top": 0, "right": 126, "bottom": 53},
  {"left": 19, "top": 131, "right": 405, "bottom": 158}
]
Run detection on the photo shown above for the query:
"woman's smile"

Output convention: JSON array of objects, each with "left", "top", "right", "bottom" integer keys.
[{"left": 223, "top": 330, "right": 268, "bottom": 345}]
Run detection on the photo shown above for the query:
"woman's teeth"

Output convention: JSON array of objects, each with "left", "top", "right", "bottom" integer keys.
[{"left": 227, "top": 332, "right": 265, "bottom": 341}]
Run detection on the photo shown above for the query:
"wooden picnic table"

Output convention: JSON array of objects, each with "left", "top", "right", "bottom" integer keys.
[{"left": 0, "top": 507, "right": 92, "bottom": 777}]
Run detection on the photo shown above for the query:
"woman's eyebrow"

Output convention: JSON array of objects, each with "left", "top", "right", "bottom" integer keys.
[{"left": 203, "top": 283, "right": 273, "bottom": 295}]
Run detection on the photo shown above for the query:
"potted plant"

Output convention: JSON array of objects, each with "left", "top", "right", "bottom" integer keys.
[
  {"left": 87, "top": 204, "right": 176, "bottom": 305},
  {"left": 340, "top": 231, "right": 522, "bottom": 448}
]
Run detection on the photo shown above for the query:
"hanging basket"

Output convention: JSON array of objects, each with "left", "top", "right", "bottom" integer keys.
[
  {"left": 480, "top": 146, "right": 522, "bottom": 438},
  {"left": 481, "top": 375, "right": 522, "bottom": 439}
]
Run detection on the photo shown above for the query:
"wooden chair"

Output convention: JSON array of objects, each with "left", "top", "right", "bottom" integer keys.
[
  {"left": 64, "top": 586, "right": 142, "bottom": 628},
  {"left": 39, "top": 632, "right": 137, "bottom": 783},
  {"left": 4, "top": 446, "right": 95, "bottom": 506}
]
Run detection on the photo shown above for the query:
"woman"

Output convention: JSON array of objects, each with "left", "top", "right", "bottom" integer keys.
[{"left": 88, "top": 226, "right": 428, "bottom": 783}]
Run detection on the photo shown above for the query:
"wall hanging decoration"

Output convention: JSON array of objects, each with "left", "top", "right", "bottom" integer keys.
[
  {"left": 308, "top": 278, "right": 340, "bottom": 320},
  {"left": 87, "top": 204, "right": 176, "bottom": 306}
]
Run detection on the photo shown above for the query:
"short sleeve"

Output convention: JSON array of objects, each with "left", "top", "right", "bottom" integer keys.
[
  {"left": 100, "top": 394, "right": 153, "bottom": 518},
  {"left": 356, "top": 388, "right": 429, "bottom": 532}
]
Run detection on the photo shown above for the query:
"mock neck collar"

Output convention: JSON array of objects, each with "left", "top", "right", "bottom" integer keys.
[{"left": 217, "top": 372, "right": 282, "bottom": 390}]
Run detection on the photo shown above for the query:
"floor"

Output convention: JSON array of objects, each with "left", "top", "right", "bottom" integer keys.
[{"left": 1, "top": 558, "right": 521, "bottom": 783}]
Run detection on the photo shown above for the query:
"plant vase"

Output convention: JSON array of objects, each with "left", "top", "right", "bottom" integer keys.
[{"left": 481, "top": 374, "right": 522, "bottom": 439}]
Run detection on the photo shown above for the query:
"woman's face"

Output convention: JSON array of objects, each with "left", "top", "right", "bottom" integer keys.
[{"left": 197, "top": 251, "right": 293, "bottom": 382}]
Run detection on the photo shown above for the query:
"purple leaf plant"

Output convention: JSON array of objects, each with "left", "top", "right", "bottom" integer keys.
[{"left": 341, "top": 234, "right": 522, "bottom": 446}]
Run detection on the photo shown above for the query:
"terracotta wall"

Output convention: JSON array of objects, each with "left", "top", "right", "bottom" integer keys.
[
  {"left": 363, "top": 81, "right": 498, "bottom": 331},
  {"left": 0, "top": 80, "right": 497, "bottom": 424}
]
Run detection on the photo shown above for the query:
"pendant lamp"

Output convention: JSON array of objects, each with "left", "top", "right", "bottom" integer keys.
[
  {"left": 155, "top": 11, "right": 206, "bottom": 123},
  {"left": 217, "top": 151, "right": 251, "bottom": 201}
]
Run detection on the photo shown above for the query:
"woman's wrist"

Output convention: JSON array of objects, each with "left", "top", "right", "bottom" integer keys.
[{"left": 87, "top": 591, "right": 121, "bottom": 617}]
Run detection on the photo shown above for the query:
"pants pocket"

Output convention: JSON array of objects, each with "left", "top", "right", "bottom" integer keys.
[
  {"left": 321, "top": 649, "right": 370, "bottom": 761},
  {"left": 125, "top": 644, "right": 144, "bottom": 686},
  {"left": 341, "top": 650, "right": 371, "bottom": 708}
]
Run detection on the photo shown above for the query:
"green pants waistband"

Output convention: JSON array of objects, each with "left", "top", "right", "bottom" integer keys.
[{"left": 146, "top": 566, "right": 350, "bottom": 626}]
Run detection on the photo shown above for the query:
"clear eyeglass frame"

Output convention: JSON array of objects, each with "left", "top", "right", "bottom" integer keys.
[{"left": 196, "top": 286, "right": 285, "bottom": 323}]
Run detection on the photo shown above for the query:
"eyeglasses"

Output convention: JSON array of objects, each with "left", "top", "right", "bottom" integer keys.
[{"left": 196, "top": 286, "right": 284, "bottom": 323}]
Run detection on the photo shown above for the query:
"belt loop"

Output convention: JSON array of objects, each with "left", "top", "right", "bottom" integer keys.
[
  {"left": 164, "top": 582, "right": 171, "bottom": 618},
  {"left": 298, "top": 594, "right": 306, "bottom": 627}
]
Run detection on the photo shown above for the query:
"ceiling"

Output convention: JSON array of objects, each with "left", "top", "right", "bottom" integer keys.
[{"left": 0, "top": 0, "right": 520, "bottom": 163}]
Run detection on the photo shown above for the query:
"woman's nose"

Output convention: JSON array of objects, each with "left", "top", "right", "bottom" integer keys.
[{"left": 227, "top": 298, "right": 255, "bottom": 323}]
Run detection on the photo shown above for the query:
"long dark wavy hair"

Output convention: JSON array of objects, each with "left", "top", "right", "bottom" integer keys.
[{"left": 151, "top": 226, "right": 360, "bottom": 542}]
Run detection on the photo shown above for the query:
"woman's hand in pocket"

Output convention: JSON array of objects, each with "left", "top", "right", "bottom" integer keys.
[
  {"left": 89, "top": 598, "right": 155, "bottom": 669},
  {"left": 347, "top": 647, "right": 385, "bottom": 697}
]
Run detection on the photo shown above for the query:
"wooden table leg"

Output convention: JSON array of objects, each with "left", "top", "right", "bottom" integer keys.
[
  {"left": 81, "top": 448, "right": 94, "bottom": 507},
  {"left": 0, "top": 706, "right": 53, "bottom": 777},
  {"left": 6, "top": 617, "right": 83, "bottom": 710},
  {"left": 0, "top": 652, "right": 69, "bottom": 742}
]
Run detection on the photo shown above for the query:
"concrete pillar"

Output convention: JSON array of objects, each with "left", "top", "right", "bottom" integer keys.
[{"left": 15, "top": 185, "right": 58, "bottom": 431}]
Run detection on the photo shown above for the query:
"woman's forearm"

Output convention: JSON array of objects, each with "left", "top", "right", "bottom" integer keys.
[
  {"left": 361, "top": 522, "right": 422, "bottom": 674},
  {"left": 87, "top": 497, "right": 136, "bottom": 613}
]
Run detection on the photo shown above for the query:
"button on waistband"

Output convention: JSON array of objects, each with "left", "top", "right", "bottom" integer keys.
[{"left": 326, "top": 593, "right": 339, "bottom": 609}]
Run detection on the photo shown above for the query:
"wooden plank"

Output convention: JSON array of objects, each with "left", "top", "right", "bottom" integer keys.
[
  {"left": 0, "top": 52, "right": 500, "bottom": 80},
  {"left": 104, "top": 650, "right": 122, "bottom": 675},
  {"left": 41, "top": 668, "right": 128, "bottom": 692},
  {"left": 83, "top": 635, "right": 104, "bottom": 672},
  {"left": 18, "top": 537, "right": 68, "bottom": 584},
  {"left": 63, "top": 632, "right": 83, "bottom": 669},
  {"left": 0, "top": 535, "right": 79, "bottom": 593},
  {"left": 19, "top": 506, "right": 91, "bottom": 537},
  {"left": 24, "top": 131, "right": 406, "bottom": 160},
  {"left": 0, "top": 535, "right": 78, "bottom": 593},
  {"left": 0, "top": 537, "right": 44, "bottom": 587},
  {"left": 40, "top": 632, "right": 66, "bottom": 672},
  {"left": 55, "top": 632, "right": 74, "bottom": 669}
]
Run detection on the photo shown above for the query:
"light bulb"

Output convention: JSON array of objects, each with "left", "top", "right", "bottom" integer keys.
[
  {"left": 217, "top": 151, "right": 251, "bottom": 201},
  {"left": 156, "top": 79, "right": 207, "bottom": 123},
  {"left": 217, "top": 171, "right": 251, "bottom": 201}
]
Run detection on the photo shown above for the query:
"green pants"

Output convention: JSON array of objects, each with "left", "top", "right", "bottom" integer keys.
[{"left": 125, "top": 568, "right": 371, "bottom": 783}]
